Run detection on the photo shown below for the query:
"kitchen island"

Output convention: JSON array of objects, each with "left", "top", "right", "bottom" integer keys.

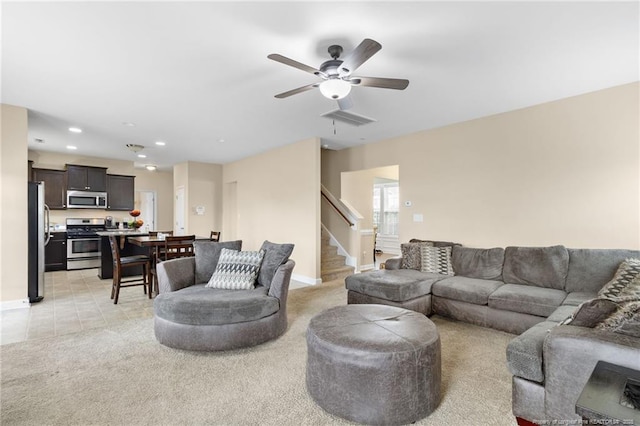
[{"left": 96, "top": 230, "right": 150, "bottom": 279}]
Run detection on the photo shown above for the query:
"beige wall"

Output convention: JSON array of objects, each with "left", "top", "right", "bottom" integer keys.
[
  {"left": 1, "top": 104, "right": 29, "bottom": 305},
  {"left": 322, "top": 83, "right": 640, "bottom": 249},
  {"left": 173, "top": 161, "right": 223, "bottom": 237},
  {"left": 28, "top": 151, "right": 174, "bottom": 230},
  {"left": 224, "top": 138, "right": 321, "bottom": 283}
]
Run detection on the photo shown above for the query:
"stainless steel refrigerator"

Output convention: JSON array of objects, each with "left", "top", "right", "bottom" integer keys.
[{"left": 28, "top": 181, "right": 50, "bottom": 303}]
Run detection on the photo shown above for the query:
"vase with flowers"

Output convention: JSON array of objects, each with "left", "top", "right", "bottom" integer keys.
[{"left": 129, "top": 209, "right": 144, "bottom": 229}]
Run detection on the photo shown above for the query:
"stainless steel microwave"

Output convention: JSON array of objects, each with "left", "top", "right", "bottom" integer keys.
[{"left": 66, "top": 191, "right": 108, "bottom": 209}]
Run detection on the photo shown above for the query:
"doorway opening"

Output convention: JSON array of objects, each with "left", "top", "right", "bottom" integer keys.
[{"left": 135, "top": 190, "right": 156, "bottom": 232}]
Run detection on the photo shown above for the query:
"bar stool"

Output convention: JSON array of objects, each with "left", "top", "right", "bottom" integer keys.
[{"left": 108, "top": 235, "right": 152, "bottom": 304}]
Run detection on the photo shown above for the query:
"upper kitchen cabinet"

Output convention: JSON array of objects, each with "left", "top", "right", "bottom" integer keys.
[
  {"left": 66, "top": 165, "right": 107, "bottom": 191},
  {"left": 32, "top": 168, "right": 67, "bottom": 209},
  {"left": 107, "top": 174, "right": 135, "bottom": 210}
]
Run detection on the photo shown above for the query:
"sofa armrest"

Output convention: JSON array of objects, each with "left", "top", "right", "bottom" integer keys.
[
  {"left": 157, "top": 257, "right": 196, "bottom": 293},
  {"left": 268, "top": 260, "right": 295, "bottom": 305},
  {"left": 385, "top": 257, "right": 403, "bottom": 270},
  {"left": 543, "top": 325, "right": 640, "bottom": 421}
]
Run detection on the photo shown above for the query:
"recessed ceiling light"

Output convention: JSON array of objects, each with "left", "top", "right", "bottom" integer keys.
[
  {"left": 218, "top": 138, "right": 225, "bottom": 143},
  {"left": 155, "top": 141, "right": 166, "bottom": 146},
  {"left": 137, "top": 154, "right": 147, "bottom": 158},
  {"left": 66, "top": 145, "right": 77, "bottom": 150},
  {"left": 68, "top": 127, "right": 82, "bottom": 133},
  {"left": 122, "top": 122, "right": 136, "bottom": 127},
  {"left": 145, "top": 165, "right": 157, "bottom": 171}
]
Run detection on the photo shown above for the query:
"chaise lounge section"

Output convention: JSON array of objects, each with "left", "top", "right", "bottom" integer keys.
[{"left": 346, "top": 242, "right": 640, "bottom": 423}]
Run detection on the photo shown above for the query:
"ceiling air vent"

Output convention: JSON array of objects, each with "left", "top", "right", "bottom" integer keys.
[{"left": 320, "top": 109, "right": 377, "bottom": 127}]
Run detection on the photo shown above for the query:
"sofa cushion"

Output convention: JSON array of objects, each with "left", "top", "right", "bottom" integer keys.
[
  {"left": 432, "top": 276, "right": 504, "bottom": 305},
  {"left": 420, "top": 245, "right": 454, "bottom": 275},
  {"left": 257, "top": 240, "right": 294, "bottom": 288},
  {"left": 154, "top": 284, "right": 279, "bottom": 326},
  {"left": 488, "top": 284, "right": 567, "bottom": 317},
  {"left": 565, "top": 249, "right": 640, "bottom": 293},
  {"left": 502, "top": 245, "right": 569, "bottom": 290},
  {"left": 194, "top": 240, "right": 243, "bottom": 284},
  {"left": 546, "top": 305, "right": 579, "bottom": 323},
  {"left": 597, "top": 258, "right": 640, "bottom": 303},
  {"left": 345, "top": 269, "right": 444, "bottom": 302},
  {"left": 206, "top": 248, "right": 265, "bottom": 290},
  {"left": 401, "top": 242, "right": 432, "bottom": 270},
  {"left": 452, "top": 246, "right": 505, "bottom": 280},
  {"left": 562, "top": 291, "right": 596, "bottom": 306},
  {"left": 506, "top": 320, "right": 557, "bottom": 383}
]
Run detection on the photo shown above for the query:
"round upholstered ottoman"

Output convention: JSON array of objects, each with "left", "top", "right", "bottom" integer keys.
[{"left": 306, "top": 304, "right": 441, "bottom": 425}]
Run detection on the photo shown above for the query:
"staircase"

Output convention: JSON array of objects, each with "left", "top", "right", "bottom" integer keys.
[{"left": 321, "top": 228, "right": 355, "bottom": 282}]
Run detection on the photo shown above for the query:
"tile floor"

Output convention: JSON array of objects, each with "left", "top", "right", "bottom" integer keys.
[
  {"left": 1, "top": 268, "right": 312, "bottom": 346},
  {"left": 1, "top": 268, "right": 154, "bottom": 345}
]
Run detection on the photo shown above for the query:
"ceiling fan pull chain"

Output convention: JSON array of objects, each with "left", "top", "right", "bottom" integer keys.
[{"left": 333, "top": 119, "right": 337, "bottom": 135}]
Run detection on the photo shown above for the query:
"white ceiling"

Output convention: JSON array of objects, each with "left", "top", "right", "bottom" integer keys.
[{"left": 2, "top": 2, "right": 638, "bottom": 170}]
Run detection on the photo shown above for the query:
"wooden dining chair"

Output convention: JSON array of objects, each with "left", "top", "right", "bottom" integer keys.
[
  {"left": 108, "top": 235, "right": 152, "bottom": 304},
  {"left": 210, "top": 231, "right": 221, "bottom": 242},
  {"left": 163, "top": 235, "right": 196, "bottom": 260}
]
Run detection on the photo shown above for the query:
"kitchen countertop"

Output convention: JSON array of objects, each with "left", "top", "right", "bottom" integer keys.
[{"left": 96, "top": 230, "right": 149, "bottom": 237}]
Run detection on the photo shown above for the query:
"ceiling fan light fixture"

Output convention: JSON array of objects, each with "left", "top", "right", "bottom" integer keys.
[{"left": 319, "top": 79, "right": 351, "bottom": 100}]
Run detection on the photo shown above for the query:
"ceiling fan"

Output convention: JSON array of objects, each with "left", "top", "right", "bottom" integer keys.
[{"left": 268, "top": 38, "right": 409, "bottom": 110}]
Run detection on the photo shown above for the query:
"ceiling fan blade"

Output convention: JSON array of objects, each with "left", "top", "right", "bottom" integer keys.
[
  {"left": 274, "top": 83, "right": 318, "bottom": 99},
  {"left": 338, "top": 38, "right": 382, "bottom": 76},
  {"left": 267, "top": 54, "right": 320, "bottom": 75},
  {"left": 337, "top": 95, "right": 353, "bottom": 111},
  {"left": 351, "top": 76, "right": 409, "bottom": 90}
]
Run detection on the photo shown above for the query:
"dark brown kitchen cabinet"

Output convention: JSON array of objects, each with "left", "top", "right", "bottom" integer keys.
[
  {"left": 32, "top": 168, "right": 67, "bottom": 209},
  {"left": 66, "top": 165, "right": 107, "bottom": 191},
  {"left": 45, "top": 232, "right": 67, "bottom": 271},
  {"left": 107, "top": 174, "right": 135, "bottom": 211}
]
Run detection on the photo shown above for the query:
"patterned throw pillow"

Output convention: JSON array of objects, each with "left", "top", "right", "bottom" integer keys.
[
  {"left": 598, "top": 258, "right": 640, "bottom": 302},
  {"left": 420, "top": 245, "right": 454, "bottom": 276},
  {"left": 206, "top": 248, "right": 265, "bottom": 290},
  {"left": 401, "top": 242, "right": 433, "bottom": 270}
]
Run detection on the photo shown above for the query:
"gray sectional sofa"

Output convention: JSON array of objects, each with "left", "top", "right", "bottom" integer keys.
[{"left": 345, "top": 243, "right": 640, "bottom": 424}]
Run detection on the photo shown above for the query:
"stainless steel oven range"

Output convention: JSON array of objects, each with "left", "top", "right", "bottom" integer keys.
[{"left": 66, "top": 218, "right": 106, "bottom": 270}]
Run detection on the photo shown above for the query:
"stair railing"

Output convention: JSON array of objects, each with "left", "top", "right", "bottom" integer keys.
[{"left": 321, "top": 185, "right": 373, "bottom": 273}]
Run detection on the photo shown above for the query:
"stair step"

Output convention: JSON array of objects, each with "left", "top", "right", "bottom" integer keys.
[
  {"left": 321, "top": 265, "right": 355, "bottom": 282},
  {"left": 321, "top": 256, "right": 348, "bottom": 269}
]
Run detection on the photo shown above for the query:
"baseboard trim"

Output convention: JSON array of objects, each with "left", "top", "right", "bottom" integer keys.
[
  {"left": 1, "top": 298, "right": 30, "bottom": 311},
  {"left": 291, "top": 274, "right": 322, "bottom": 286}
]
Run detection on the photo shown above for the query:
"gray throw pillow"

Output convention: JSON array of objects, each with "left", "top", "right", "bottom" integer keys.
[
  {"left": 596, "top": 301, "right": 640, "bottom": 338},
  {"left": 401, "top": 242, "right": 432, "bottom": 270},
  {"left": 452, "top": 246, "right": 505, "bottom": 280},
  {"left": 597, "top": 258, "right": 640, "bottom": 303},
  {"left": 559, "top": 298, "right": 620, "bottom": 327},
  {"left": 194, "top": 240, "right": 243, "bottom": 283},
  {"left": 257, "top": 240, "right": 294, "bottom": 288}
]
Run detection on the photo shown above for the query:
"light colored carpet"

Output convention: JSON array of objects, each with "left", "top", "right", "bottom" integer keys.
[{"left": 1, "top": 279, "right": 517, "bottom": 425}]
